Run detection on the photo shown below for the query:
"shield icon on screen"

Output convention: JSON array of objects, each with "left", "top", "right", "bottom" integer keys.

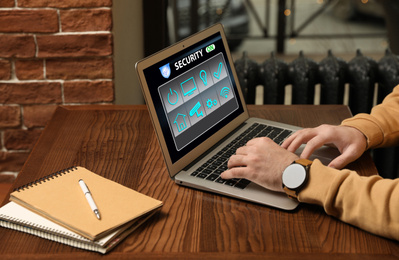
[{"left": 159, "top": 64, "right": 171, "bottom": 79}]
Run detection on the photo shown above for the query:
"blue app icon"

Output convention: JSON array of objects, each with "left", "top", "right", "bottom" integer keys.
[
  {"left": 167, "top": 88, "right": 178, "bottom": 105},
  {"left": 220, "top": 87, "right": 230, "bottom": 98},
  {"left": 189, "top": 101, "right": 203, "bottom": 118},
  {"left": 174, "top": 113, "right": 187, "bottom": 132},
  {"left": 181, "top": 77, "right": 197, "bottom": 97},
  {"left": 159, "top": 63, "right": 171, "bottom": 79},
  {"left": 214, "top": 62, "right": 222, "bottom": 79}
]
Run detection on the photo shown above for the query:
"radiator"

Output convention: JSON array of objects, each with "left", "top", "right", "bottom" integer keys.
[{"left": 234, "top": 49, "right": 399, "bottom": 178}]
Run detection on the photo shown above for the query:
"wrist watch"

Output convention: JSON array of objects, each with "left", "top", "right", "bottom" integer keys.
[{"left": 282, "top": 158, "right": 313, "bottom": 199}]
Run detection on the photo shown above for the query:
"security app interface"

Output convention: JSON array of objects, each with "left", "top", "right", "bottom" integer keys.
[{"left": 144, "top": 32, "right": 243, "bottom": 163}]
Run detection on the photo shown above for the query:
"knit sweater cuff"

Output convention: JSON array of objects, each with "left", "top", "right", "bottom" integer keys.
[{"left": 297, "top": 159, "right": 339, "bottom": 206}]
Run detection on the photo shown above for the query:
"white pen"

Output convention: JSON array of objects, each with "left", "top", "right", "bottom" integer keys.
[{"left": 78, "top": 179, "right": 101, "bottom": 220}]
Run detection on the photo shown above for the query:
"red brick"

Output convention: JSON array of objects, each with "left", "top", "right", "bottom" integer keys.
[
  {"left": 0, "top": 59, "right": 11, "bottom": 80},
  {"left": 64, "top": 81, "right": 114, "bottom": 103},
  {"left": 0, "top": 10, "right": 58, "bottom": 33},
  {"left": 46, "top": 57, "right": 113, "bottom": 80},
  {"left": 0, "top": 35, "right": 36, "bottom": 58},
  {"left": 0, "top": 83, "right": 62, "bottom": 104},
  {"left": 37, "top": 34, "right": 113, "bottom": 58},
  {"left": 61, "top": 9, "right": 112, "bottom": 32},
  {"left": 4, "top": 128, "right": 42, "bottom": 150},
  {"left": 0, "top": 151, "right": 29, "bottom": 172},
  {"left": 18, "top": 0, "right": 112, "bottom": 8},
  {"left": 15, "top": 60, "right": 44, "bottom": 80},
  {"left": 0, "top": 0, "right": 14, "bottom": 7},
  {"left": 23, "top": 105, "right": 57, "bottom": 128},
  {"left": 0, "top": 106, "right": 21, "bottom": 128}
]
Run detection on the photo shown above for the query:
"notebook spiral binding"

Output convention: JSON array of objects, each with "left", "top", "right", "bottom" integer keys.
[
  {"left": 0, "top": 215, "right": 83, "bottom": 240},
  {"left": 14, "top": 166, "right": 78, "bottom": 192}
]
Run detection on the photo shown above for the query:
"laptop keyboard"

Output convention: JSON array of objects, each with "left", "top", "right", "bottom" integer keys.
[{"left": 190, "top": 123, "right": 293, "bottom": 189}]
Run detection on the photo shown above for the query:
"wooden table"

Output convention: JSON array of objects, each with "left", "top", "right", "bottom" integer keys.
[{"left": 0, "top": 105, "right": 398, "bottom": 259}]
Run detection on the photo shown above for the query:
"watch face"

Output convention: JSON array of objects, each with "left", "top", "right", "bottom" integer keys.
[{"left": 282, "top": 164, "right": 307, "bottom": 189}]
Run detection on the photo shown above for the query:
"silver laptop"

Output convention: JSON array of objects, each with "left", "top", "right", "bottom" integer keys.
[{"left": 135, "top": 23, "right": 337, "bottom": 210}]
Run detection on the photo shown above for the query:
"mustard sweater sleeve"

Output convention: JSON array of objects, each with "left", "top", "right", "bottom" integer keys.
[
  {"left": 341, "top": 85, "right": 399, "bottom": 149},
  {"left": 298, "top": 159, "right": 399, "bottom": 241}
]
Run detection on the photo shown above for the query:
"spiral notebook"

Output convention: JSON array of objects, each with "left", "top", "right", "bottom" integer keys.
[
  {"left": 3, "top": 166, "right": 163, "bottom": 246},
  {"left": 0, "top": 201, "right": 158, "bottom": 254}
]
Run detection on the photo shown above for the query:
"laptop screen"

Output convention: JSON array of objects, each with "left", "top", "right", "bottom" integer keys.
[{"left": 142, "top": 31, "right": 245, "bottom": 163}]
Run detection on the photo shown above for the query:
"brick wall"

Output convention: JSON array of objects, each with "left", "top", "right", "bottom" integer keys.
[{"left": 0, "top": 0, "right": 114, "bottom": 180}]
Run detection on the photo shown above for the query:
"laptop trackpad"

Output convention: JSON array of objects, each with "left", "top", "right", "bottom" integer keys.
[{"left": 295, "top": 145, "right": 340, "bottom": 165}]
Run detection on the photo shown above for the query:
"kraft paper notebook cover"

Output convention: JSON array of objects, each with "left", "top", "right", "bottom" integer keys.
[
  {"left": 0, "top": 201, "right": 158, "bottom": 254},
  {"left": 8, "top": 166, "right": 163, "bottom": 241}
]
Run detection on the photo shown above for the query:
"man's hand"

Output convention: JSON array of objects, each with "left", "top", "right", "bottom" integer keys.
[
  {"left": 221, "top": 137, "right": 299, "bottom": 192},
  {"left": 282, "top": 124, "right": 367, "bottom": 169}
]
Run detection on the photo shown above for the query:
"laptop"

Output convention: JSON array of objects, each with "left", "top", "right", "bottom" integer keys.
[{"left": 135, "top": 23, "right": 338, "bottom": 210}]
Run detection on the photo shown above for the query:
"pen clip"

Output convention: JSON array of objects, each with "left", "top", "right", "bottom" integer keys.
[{"left": 79, "top": 179, "right": 90, "bottom": 194}]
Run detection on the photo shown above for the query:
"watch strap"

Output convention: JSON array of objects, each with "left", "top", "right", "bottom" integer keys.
[
  {"left": 283, "top": 186, "right": 298, "bottom": 199},
  {"left": 295, "top": 158, "right": 313, "bottom": 167}
]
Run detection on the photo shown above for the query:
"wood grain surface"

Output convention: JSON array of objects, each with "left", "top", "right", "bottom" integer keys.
[{"left": 0, "top": 105, "right": 397, "bottom": 259}]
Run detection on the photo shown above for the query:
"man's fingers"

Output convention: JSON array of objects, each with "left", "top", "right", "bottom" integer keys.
[
  {"left": 221, "top": 167, "right": 245, "bottom": 180},
  {"left": 283, "top": 129, "right": 319, "bottom": 153},
  {"left": 328, "top": 156, "right": 348, "bottom": 169},
  {"left": 227, "top": 154, "right": 246, "bottom": 168},
  {"left": 300, "top": 136, "right": 325, "bottom": 159},
  {"left": 285, "top": 135, "right": 312, "bottom": 153},
  {"left": 328, "top": 147, "right": 362, "bottom": 169},
  {"left": 281, "top": 133, "right": 297, "bottom": 149}
]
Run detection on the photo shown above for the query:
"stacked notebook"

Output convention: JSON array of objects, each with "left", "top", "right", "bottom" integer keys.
[{"left": 0, "top": 166, "right": 163, "bottom": 254}]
